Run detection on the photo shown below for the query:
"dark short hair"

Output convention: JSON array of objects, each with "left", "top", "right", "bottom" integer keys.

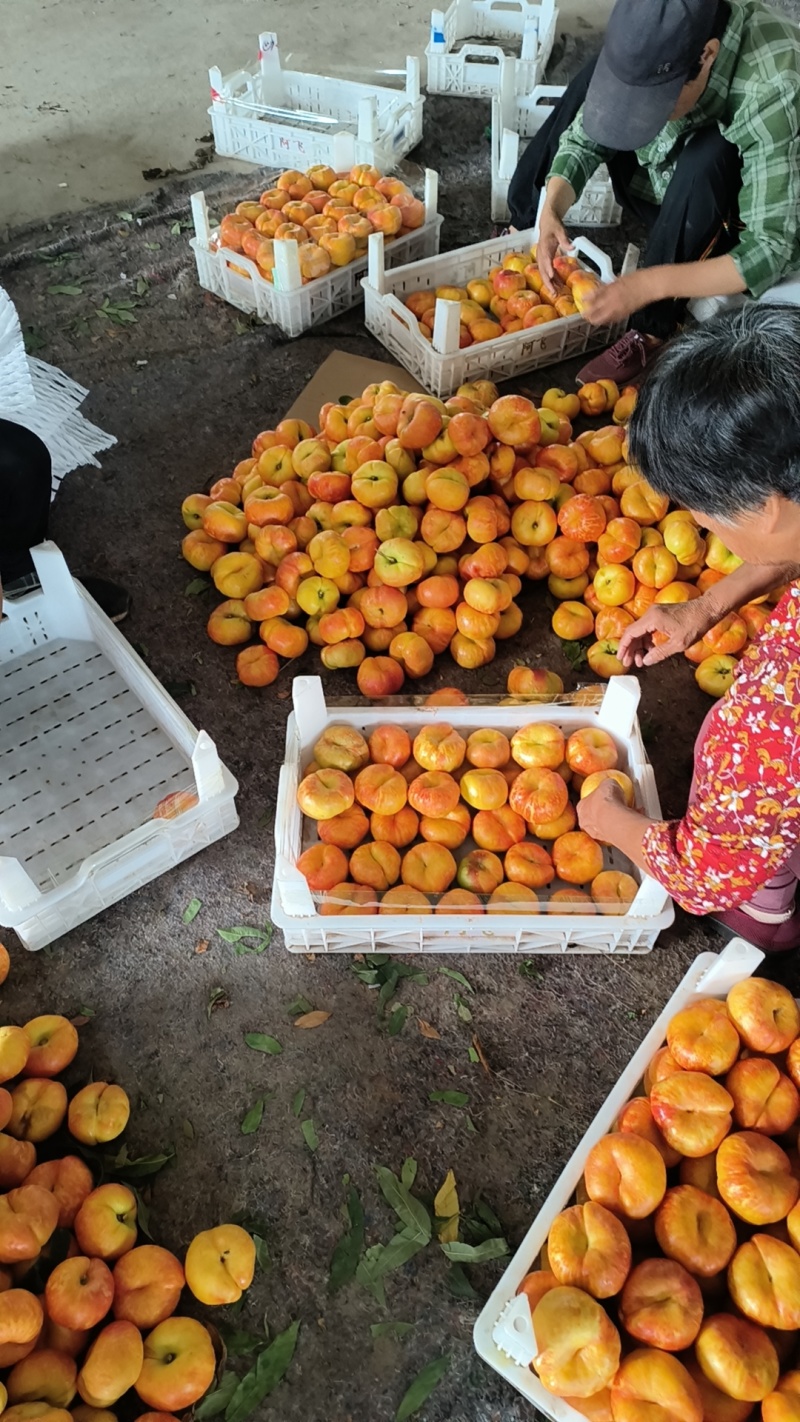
[{"left": 628, "top": 303, "right": 800, "bottom": 520}]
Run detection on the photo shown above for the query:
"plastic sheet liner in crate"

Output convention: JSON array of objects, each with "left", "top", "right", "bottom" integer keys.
[
  {"left": 426, "top": 0, "right": 557, "bottom": 97},
  {"left": 190, "top": 171, "right": 441, "bottom": 339},
  {"left": 208, "top": 32, "right": 424, "bottom": 173},
  {"left": 362, "top": 228, "right": 638, "bottom": 398},
  {"left": 490, "top": 66, "right": 622, "bottom": 224},
  {"left": 473, "top": 937, "right": 764, "bottom": 1415},
  {"left": 272, "top": 675, "right": 673, "bottom": 954},
  {"left": 0, "top": 544, "right": 239, "bottom": 950}
]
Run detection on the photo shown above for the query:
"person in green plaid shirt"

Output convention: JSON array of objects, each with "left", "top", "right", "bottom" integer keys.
[{"left": 508, "top": 0, "right": 800, "bottom": 382}]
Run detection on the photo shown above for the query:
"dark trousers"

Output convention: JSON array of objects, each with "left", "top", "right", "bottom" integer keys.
[
  {"left": 508, "top": 57, "right": 743, "bottom": 336},
  {"left": 0, "top": 419, "right": 51, "bottom": 583}
]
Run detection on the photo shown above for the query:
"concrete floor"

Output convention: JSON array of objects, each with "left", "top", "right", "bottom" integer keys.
[{"left": 1, "top": 0, "right": 612, "bottom": 226}]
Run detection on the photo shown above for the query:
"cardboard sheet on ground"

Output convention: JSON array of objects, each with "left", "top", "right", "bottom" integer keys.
[{"left": 286, "top": 351, "right": 425, "bottom": 426}]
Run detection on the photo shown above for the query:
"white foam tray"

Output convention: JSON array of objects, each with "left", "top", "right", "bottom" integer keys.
[
  {"left": 272, "top": 675, "right": 673, "bottom": 954},
  {"left": 0, "top": 544, "right": 239, "bottom": 950},
  {"left": 473, "top": 937, "right": 766, "bottom": 1414},
  {"left": 426, "top": 0, "right": 557, "bottom": 98}
]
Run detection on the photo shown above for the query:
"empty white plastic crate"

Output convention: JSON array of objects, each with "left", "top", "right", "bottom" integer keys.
[
  {"left": 209, "top": 32, "right": 424, "bottom": 173},
  {"left": 272, "top": 674, "right": 673, "bottom": 954},
  {"left": 426, "top": 0, "right": 558, "bottom": 97},
  {"left": 473, "top": 937, "right": 764, "bottom": 1416},
  {"left": 491, "top": 63, "right": 622, "bottom": 224},
  {"left": 190, "top": 171, "right": 442, "bottom": 338},
  {"left": 362, "top": 227, "right": 638, "bottom": 398},
  {"left": 0, "top": 544, "right": 239, "bottom": 950}
]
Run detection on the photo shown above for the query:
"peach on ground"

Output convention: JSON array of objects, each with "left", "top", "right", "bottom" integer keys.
[
  {"left": 584, "top": 1132, "right": 667, "bottom": 1219},
  {"left": 0, "top": 1135, "right": 36, "bottom": 1189},
  {"left": 532, "top": 1285, "right": 621, "bottom": 1398},
  {"left": 67, "top": 1083, "right": 129, "bottom": 1147},
  {"left": 615, "top": 1097, "right": 681, "bottom": 1168},
  {"left": 679, "top": 1152, "right": 721, "bottom": 1198},
  {"left": 716, "top": 1131, "right": 799, "bottom": 1224},
  {"left": 73, "top": 1184, "right": 137, "bottom": 1261},
  {"left": 650, "top": 1071, "right": 733, "bottom": 1156},
  {"left": 728, "top": 1233, "right": 800, "bottom": 1329},
  {"left": 134, "top": 1317, "right": 216, "bottom": 1413},
  {"left": 725, "top": 1056, "right": 800, "bottom": 1134},
  {"left": 547, "top": 1201, "right": 631, "bottom": 1298},
  {"left": 413, "top": 606, "right": 458, "bottom": 654},
  {"left": 666, "top": 1000, "right": 741, "bottom": 1076},
  {"left": 696, "top": 1314, "right": 779, "bottom": 1402},
  {"left": 611, "top": 1349, "right": 702, "bottom": 1422},
  {"left": 654, "top": 1185, "right": 737, "bottom": 1276},
  {"left": 6, "top": 1348, "right": 77, "bottom": 1407},
  {"left": 0, "top": 1288, "right": 43, "bottom": 1369},
  {"left": 23, "top": 1156, "right": 92, "bottom": 1229},
  {"left": 726, "top": 979, "right": 800, "bottom": 1054},
  {"left": 8, "top": 1080, "right": 68, "bottom": 1143},
  {"left": 23, "top": 1017, "right": 79, "bottom": 1078}
]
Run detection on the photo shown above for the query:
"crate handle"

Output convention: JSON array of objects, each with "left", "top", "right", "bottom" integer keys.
[
  {"left": 192, "top": 729, "right": 226, "bottom": 801},
  {"left": 0, "top": 858, "right": 41, "bottom": 915},
  {"left": 571, "top": 234, "right": 615, "bottom": 284},
  {"left": 595, "top": 675, "right": 640, "bottom": 740},
  {"left": 693, "top": 938, "right": 764, "bottom": 993},
  {"left": 452, "top": 42, "right": 508, "bottom": 66},
  {"left": 292, "top": 675, "right": 330, "bottom": 744}
]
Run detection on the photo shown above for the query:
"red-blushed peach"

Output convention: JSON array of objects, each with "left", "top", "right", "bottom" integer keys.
[
  {"left": 419, "top": 803, "right": 472, "bottom": 851},
  {"left": 727, "top": 1234, "right": 800, "bottom": 1330},
  {"left": 109, "top": 1245, "right": 185, "bottom": 1332},
  {"left": 296, "top": 843, "right": 349, "bottom": 892},
  {"left": 67, "top": 1083, "right": 129, "bottom": 1147},
  {"left": 6, "top": 1348, "right": 78, "bottom": 1407},
  {"left": 0, "top": 1289, "right": 44, "bottom": 1367},
  {"left": 532, "top": 1285, "right": 621, "bottom": 1397},
  {"left": 424, "top": 687, "right": 470, "bottom": 708},
  {"left": 666, "top": 1000, "right": 741, "bottom": 1076},
  {"left": 487, "top": 883, "right": 539, "bottom": 913},
  {"left": 552, "top": 832, "right": 604, "bottom": 886},
  {"left": 611, "top": 1348, "right": 702, "bottom": 1422},
  {"left": 550, "top": 887, "right": 597, "bottom": 912},
  {"left": 413, "top": 724, "right": 467, "bottom": 772},
  {"left": 0, "top": 1136, "right": 36, "bottom": 1189},
  {"left": 313, "top": 725, "right": 369, "bottom": 772},
  {"left": 401, "top": 843, "right": 457, "bottom": 894},
  {"left": 357, "top": 656, "right": 405, "bottom": 698},
  {"left": 654, "top": 1186, "right": 737, "bottom": 1277},
  {"left": 509, "top": 767, "right": 569, "bottom": 825},
  {"left": 407, "top": 771, "right": 461, "bottom": 818},
  {"left": 368, "top": 724, "right": 411, "bottom": 767},
  {"left": 506, "top": 666, "right": 564, "bottom": 697},
  {"left": 497, "top": 841, "right": 553, "bottom": 890},
  {"left": 644, "top": 1045, "right": 683, "bottom": 1095},
  {"left": 566, "top": 728, "right": 619, "bottom": 775},
  {"left": 134, "top": 1316, "right": 216, "bottom": 1412},
  {"left": 369, "top": 807, "right": 419, "bottom": 848},
  {"left": 548, "top": 1201, "right": 631, "bottom": 1298},
  {"left": 435, "top": 887, "right": 483, "bottom": 914},
  {"left": 763, "top": 1374, "right": 800, "bottom": 1422},
  {"left": 651, "top": 1073, "right": 733, "bottom": 1157},
  {"left": 207, "top": 599, "right": 254, "bottom": 648},
  {"left": 619, "top": 1259, "right": 703, "bottom": 1351},
  {"left": 716, "top": 1132, "right": 799, "bottom": 1224},
  {"left": 696, "top": 1314, "right": 779, "bottom": 1402},
  {"left": 320, "top": 882, "right": 376, "bottom": 916},
  {"left": 389, "top": 630, "right": 434, "bottom": 679},
  {"left": 510, "top": 723, "right": 566, "bottom": 773},
  {"left": 297, "top": 768, "right": 355, "bottom": 821},
  {"left": 615, "top": 1097, "right": 681, "bottom": 1168},
  {"left": 465, "top": 729, "right": 510, "bottom": 769},
  {"left": 683, "top": 1357, "right": 754, "bottom": 1422},
  {"left": 74, "top": 1184, "right": 137, "bottom": 1261},
  {"left": 726, "top": 980, "right": 800, "bottom": 1054},
  {"left": 317, "top": 803, "right": 370, "bottom": 849},
  {"left": 566, "top": 1389, "right": 614, "bottom": 1422},
  {"left": 517, "top": 1268, "right": 559, "bottom": 1313},
  {"left": 8, "top": 1080, "right": 68, "bottom": 1143},
  {"left": 236, "top": 645, "right": 280, "bottom": 688},
  {"left": 23, "top": 1017, "right": 79, "bottom": 1078},
  {"left": 23, "top": 1157, "right": 92, "bottom": 1230},
  {"left": 531, "top": 804, "right": 578, "bottom": 840},
  {"left": 353, "top": 764, "right": 407, "bottom": 815},
  {"left": 379, "top": 885, "right": 433, "bottom": 914},
  {"left": 456, "top": 849, "right": 504, "bottom": 895},
  {"left": 725, "top": 1057, "right": 800, "bottom": 1135},
  {"left": 349, "top": 841, "right": 402, "bottom": 891},
  {"left": 472, "top": 806, "right": 527, "bottom": 852},
  {"left": 584, "top": 1132, "right": 667, "bottom": 1219},
  {"left": 590, "top": 870, "right": 639, "bottom": 914}
]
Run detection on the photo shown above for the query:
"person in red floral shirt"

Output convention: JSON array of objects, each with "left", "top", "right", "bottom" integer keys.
[{"left": 577, "top": 303, "right": 800, "bottom": 953}]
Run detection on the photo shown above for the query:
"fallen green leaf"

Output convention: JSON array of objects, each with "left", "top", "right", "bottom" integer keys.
[
  {"left": 244, "top": 1032, "right": 282, "bottom": 1055},
  {"left": 377, "top": 969, "right": 399, "bottom": 1016},
  {"left": 183, "top": 1119, "right": 195, "bottom": 1141},
  {"left": 375, "top": 1167, "right": 431, "bottom": 1245},
  {"left": 195, "top": 1373, "right": 238, "bottom": 1419},
  {"left": 454, "top": 993, "right": 472, "bottom": 1023},
  {"left": 286, "top": 995, "right": 312, "bottom": 1016},
  {"left": 132, "top": 1188, "right": 152, "bottom": 1240},
  {"left": 135, "top": 275, "right": 149, "bottom": 296},
  {"left": 253, "top": 1233, "right": 270, "bottom": 1271},
  {"left": 429, "top": 1090, "right": 469, "bottom": 1108},
  {"left": 216, "top": 1323, "right": 268, "bottom": 1357},
  {"left": 185, "top": 577, "right": 212, "bottom": 596},
  {"left": 446, "top": 1262, "right": 479, "bottom": 1300},
  {"left": 474, "top": 1197, "right": 504, "bottom": 1236},
  {"left": 78, "top": 1004, "right": 96, "bottom": 1018},
  {"left": 438, "top": 967, "right": 474, "bottom": 993},
  {"left": 371, "top": 1321, "right": 414, "bottom": 1339},
  {"left": 301, "top": 1118, "right": 318, "bottom": 1151},
  {"left": 329, "top": 1185, "right": 365, "bottom": 1292},
  {"left": 401, "top": 1157, "right": 417, "bottom": 1190},
  {"left": 116, "top": 210, "right": 134, "bottom": 221},
  {"left": 518, "top": 960, "right": 544, "bottom": 980},
  {"left": 48, "top": 283, "right": 83, "bottom": 296},
  {"left": 182, "top": 897, "right": 202, "bottom": 923},
  {"left": 440, "top": 1237, "right": 508, "bottom": 1263},
  {"left": 468, "top": 1046, "right": 479, "bottom": 1064},
  {"left": 144, "top": 240, "right": 161, "bottom": 250},
  {"left": 561, "top": 638, "right": 589, "bottom": 670},
  {"left": 292, "top": 1088, "right": 305, "bottom": 1118},
  {"left": 388, "top": 1005, "right": 408, "bottom": 1036},
  {"left": 465, "top": 1114, "right": 478, "bottom": 1134},
  {"left": 241, "top": 1098, "right": 266, "bottom": 1135},
  {"left": 109, "top": 1147, "right": 174, "bottom": 1181},
  {"left": 395, "top": 1355, "right": 450, "bottom": 1421},
  {"left": 356, "top": 1244, "right": 387, "bottom": 1307},
  {"left": 224, "top": 1319, "right": 299, "bottom": 1422}
]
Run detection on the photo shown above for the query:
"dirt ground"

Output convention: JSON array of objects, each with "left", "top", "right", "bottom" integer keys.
[{"left": 2, "top": 57, "right": 797, "bottom": 1422}]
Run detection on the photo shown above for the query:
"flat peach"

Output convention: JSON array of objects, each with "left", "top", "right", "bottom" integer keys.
[
  {"left": 532, "top": 1285, "right": 621, "bottom": 1398},
  {"left": 517, "top": 1268, "right": 559, "bottom": 1312},
  {"left": 509, "top": 767, "right": 569, "bottom": 825},
  {"left": 683, "top": 1357, "right": 754, "bottom": 1422},
  {"left": 434, "top": 888, "right": 483, "bottom": 915},
  {"left": 654, "top": 1185, "right": 737, "bottom": 1277},
  {"left": 619, "top": 1259, "right": 703, "bottom": 1351},
  {"left": 368, "top": 725, "right": 411, "bottom": 768},
  {"left": 413, "top": 724, "right": 467, "bottom": 772},
  {"left": 547, "top": 1201, "right": 631, "bottom": 1298},
  {"left": 369, "top": 807, "right": 419, "bottom": 848},
  {"left": 727, "top": 979, "right": 800, "bottom": 1054},
  {"left": 320, "top": 882, "right": 376, "bottom": 915},
  {"left": 349, "top": 841, "right": 401, "bottom": 892},
  {"left": 584, "top": 1132, "right": 666, "bottom": 1219},
  {"left": 566, "top": 728, "right": 618, "bottom": 775},
  {"left": 510, "top": 722, "right": 565, "bottom": 770},
  {"left": 728, "top": 1234, "right": 800, "bottom": 1329},
  {"left": 407, "top": 771, "right": 460, "bottom": 818},
  {"left": 716, "top": 1132, "right": 799, "bottom": 1225},
  {"left": 353, "top": 764, "right": 408, "bottom": 815},
  {"left": 419, "top": 803, "right": 471, "bottom": 851},
  {"left": 611, "top": 1348, "right": 702, "bottom": 1422},
  {"left": 379, "top": 886, "right": 432, "bottom": 914},
  {"left": 487, "top": 883, "right": 539, "bottom": 913},
  {"left": 695, "top": 1314, "right": 779, "bottom": 1402},
  {"left": 317, "top": 804, "right": 369, "bottom": 849},
  {"left": 313, "top": 724, "right": 369, "bottom": 772},
  {"left": 650, "top": 1072, "right": 733, "bottom": 1157},
  {"left": 667, "top": 1001, "right": 741, "bottom": 1075},
  {"left": 679, "top": 1151, "right": 721, "bottom": 1199},
  {"left": 763, "top": 1374, "right": 800, "bottom": 1422},
  {"left": 725, "top": 1057, "right": 800, "bottom": 1135},
  {"left": 644, "top": 1045, "right": 683, "bottom": 1095},
  {"left": 472, "top": 806, "right": 527, "bottom": 852},
  {"left": 297, "top": 768, "right": 354, "bottom": 820},
  {"left": 400, "top": 843, "right": 457, "bottom": 894},
  {"left": 615, "top": 1097, "right": 681, "bottom": 1168},
  {"left": 296, "top": 843, "right": 349, "bottom": 892},
  {"left": 459, "top": 769, "right": 508, "bottom": 810}
]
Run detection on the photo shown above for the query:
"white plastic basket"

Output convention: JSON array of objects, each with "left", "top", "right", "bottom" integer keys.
[
  {"left": 208, "top": 32, "right": 424, "bottom": 173},
  {"left": 362, "top": 227, "right": 638, "bottom": 398},
  {"left": 0, "top": 544, "right": 239, "bottom": 951},
  {"left": 190, "top": 171, "right": 442, "bottom": 339},
  {"left": 272, "top": 675, "right": 673, "bottom": 954},
  {"left": 473, "top": 937, "right": 765, "bottom": 1414},
  {"left": 490, "top": 64, "right": 622, "bottom": 224},
  {"left": 426, "top": 0, "right": 558, "bottom": 97}
]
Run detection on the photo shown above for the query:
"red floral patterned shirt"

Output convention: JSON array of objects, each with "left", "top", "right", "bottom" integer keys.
[{"left": 642, "top": 583, "right": 800, "bottom": 914}]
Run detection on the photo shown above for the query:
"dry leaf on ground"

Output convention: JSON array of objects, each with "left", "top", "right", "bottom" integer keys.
[
  {"left": 418, "top": 1019, "right": 440, "bottom": 1040},
  {"left": 294, "top": 1010, "right": 331, "bottom": 1029}
]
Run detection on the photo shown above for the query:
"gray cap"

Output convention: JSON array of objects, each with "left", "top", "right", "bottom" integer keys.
[{"left": 583, "top": 0, "right": 719, "bottom": 151}]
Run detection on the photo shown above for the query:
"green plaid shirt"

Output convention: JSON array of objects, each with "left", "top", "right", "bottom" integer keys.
[{"left": 548, "top": 0, "right": 800, "bottom": 296}]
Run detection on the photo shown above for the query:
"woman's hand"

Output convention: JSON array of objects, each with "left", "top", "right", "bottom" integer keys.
[
  {"left": 576, "top": 778, "right": 625, "bottom": 839},
  {"left": 618, "top": 600, "right": 720, "bottom": 668}
]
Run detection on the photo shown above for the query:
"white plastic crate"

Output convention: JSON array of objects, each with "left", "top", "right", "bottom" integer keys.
[
  {"left": 490, "top": 64, "right": 622, "bottom": 224},
  {"left": 208, "top": 32, "right": 424, "bottom": 173},
  {"left": 426, "top": 0, "right": 557, "bottom": 97},
  {"left": 473, "top": 937, "right": 765, "bottom": 1415},
  {"left": 0, "top": 544, "right": 239, "bottom": 951},
  {"left": 190, "top": 171, "right": 442, "bottom": 339},
  {"left": 362, "top": 227, "right": 638, "bottom": 398},
  {"left": 272, "top": 675, "right": 673, "bottom": 954}
]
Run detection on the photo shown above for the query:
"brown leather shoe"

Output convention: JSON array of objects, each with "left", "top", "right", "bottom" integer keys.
[{"left": 576, "top": 331, "right": 662, "bottom": 389}]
